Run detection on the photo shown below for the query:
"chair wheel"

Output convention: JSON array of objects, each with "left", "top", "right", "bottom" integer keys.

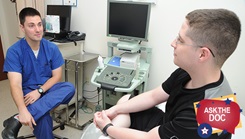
[{"left": 60, "top": 125, "right": 65, "bottom": 130}]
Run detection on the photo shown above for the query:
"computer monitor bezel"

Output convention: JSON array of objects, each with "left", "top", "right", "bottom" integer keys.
[{"left": 107, "top": 0, "right": 151, "bottom": 42}]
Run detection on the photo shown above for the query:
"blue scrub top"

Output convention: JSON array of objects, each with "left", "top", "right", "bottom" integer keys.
[{"left": 4, "top": 38, "right": 64, "bottom": 92}]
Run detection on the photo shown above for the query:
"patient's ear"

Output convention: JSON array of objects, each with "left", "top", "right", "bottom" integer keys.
[{"left": 199, "top": 47, "right": 210, "bottom": 60}]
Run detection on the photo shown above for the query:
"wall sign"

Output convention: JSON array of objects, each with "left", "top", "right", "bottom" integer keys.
[
  {"left": 63, "top": 0, "right": 77, "bottom": 7},
  {"left": 46, "top": 0, "right": 77, "bottom": 6}
]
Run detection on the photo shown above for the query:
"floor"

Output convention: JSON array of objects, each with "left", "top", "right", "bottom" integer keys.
[{"left": 0, "top": 79, "right": 96, "bottom": 139}]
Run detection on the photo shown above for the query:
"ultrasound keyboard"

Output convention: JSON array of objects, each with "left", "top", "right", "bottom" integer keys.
[{"left": 95, "top": 66, "right": 136, "bottom": 89}]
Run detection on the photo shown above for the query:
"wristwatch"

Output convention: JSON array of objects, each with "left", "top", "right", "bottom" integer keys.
[
  {"left": 37, "top": 87, "right": 44, "bottom": 95},
  {"left": 102, "top": 123, "right": 113, "bottom": 136}
]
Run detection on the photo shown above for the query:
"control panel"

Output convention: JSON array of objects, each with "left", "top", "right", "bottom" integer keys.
[{"left": 95, "top": 66, "right": 136, "bottom": 89}]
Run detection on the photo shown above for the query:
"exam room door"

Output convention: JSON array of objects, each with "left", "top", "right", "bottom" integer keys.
[{"left": 0, "top": 35, "right": 7, "bottom": 81}]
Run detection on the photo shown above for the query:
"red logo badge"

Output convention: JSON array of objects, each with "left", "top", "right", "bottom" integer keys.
[{"left": 194, "top": 94, "right": 242, "bottom": 135}]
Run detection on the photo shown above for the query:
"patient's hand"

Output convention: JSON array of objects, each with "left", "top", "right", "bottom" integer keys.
[
  {"left": 94, "top": 110, "right": 112, "bottom": 130},
  {"left": 105, "top": 106, "right": 118, "bottom": 120}
]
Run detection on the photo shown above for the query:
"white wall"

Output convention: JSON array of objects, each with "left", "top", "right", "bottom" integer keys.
[{"left": 69, "top": 0, "right": 245, "bottom": 113}]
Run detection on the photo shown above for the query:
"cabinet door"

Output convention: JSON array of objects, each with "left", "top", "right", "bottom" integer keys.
[{"left": 0, "top": 35, "right": 7, "bottom": 81}]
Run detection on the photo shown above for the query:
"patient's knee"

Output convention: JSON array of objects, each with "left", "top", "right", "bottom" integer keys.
[{"left": 117, "top": 94, "right": 131, "bottom": 104}]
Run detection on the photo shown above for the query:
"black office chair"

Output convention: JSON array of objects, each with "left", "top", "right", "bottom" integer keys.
[
  {"left": 17, "top": 124, "right": 67, "bottom": 139},
  {"left": 17, "top": 105, "right": 69, "bottom": 139}
]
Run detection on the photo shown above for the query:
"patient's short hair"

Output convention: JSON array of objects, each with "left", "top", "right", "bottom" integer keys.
[{"left": 186, "top": 9, "right": 241, "bottom": 67}]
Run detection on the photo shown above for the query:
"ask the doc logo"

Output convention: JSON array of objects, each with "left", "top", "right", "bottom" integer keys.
[{"left": 194, "top": 94, "right": 242, "bottom": 138}]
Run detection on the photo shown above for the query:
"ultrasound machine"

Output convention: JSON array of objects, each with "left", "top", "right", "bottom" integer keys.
[{"left": 91, "top": 0, "right": 152, "bottom": 109}]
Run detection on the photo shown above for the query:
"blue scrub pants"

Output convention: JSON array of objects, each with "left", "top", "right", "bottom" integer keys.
[{"left": 25, "top": 82, "right": 75, "bottom": 139}]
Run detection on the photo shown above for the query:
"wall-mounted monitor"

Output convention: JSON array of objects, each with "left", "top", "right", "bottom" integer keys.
[{"left": 107, "top": 0, "right": 151, "bottom": 42}]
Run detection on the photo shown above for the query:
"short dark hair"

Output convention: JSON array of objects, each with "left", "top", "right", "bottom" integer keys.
[
  {"left": 186, "top": 9, "right": 241, "bottom": 67},
  {"left": 19, "top": 7, "right": 41, "bottom": 25}
]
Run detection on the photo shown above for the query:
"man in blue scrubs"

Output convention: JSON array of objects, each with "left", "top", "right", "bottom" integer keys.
[{"left": 2, "top": 7, "right": 75, "bottom": 139}]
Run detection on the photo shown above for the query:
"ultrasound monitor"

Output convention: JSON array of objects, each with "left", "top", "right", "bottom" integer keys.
[
  {"left": 45, "top": 5, "right": 72, "bottom": 39},
  {"left": 107, "top": 0, "right": 151, "bottom": 42}
]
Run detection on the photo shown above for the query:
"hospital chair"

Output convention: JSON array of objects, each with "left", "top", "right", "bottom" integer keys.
[{"left": 17, "top": 104, "right": 69, "bottom": 139}]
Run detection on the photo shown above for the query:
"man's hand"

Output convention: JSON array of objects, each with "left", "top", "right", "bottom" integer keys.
[
  {"left": 24, "top": 90, "right": 41, "bottom": 106},
  {"left": 105, "top": 105, "right": 119, "bottom": 120},
  {"left": 94, "top": 110, "right": 112, "bottom": 130},
  {"left": 18, "top": 109, "right": 36, "bottom": 130},
  {"left": 93, "top": 106, "right": 117, "bottom": 129}
]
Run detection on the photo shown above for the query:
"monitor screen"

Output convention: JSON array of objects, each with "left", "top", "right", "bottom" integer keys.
[
  {"left": 47, "top": 5, "right": 71, "bottom": 33},
  {"left": 107, "top": 0, "right": 151, "bottom": 42}
]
